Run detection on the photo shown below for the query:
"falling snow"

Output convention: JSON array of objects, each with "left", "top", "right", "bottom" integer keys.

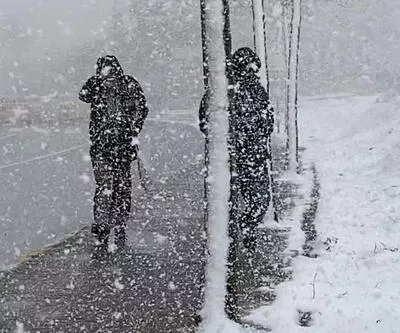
[{"left": 0, "top": 1, "right": 399, "bottom": 332}]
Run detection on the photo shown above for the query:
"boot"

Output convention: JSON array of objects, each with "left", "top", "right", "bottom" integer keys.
[
  {"left": 114, "top": 225, "right": 126, "bottom": 249},
  {"left": 91, "top": 223, "right": 110, "bottom": 246}
]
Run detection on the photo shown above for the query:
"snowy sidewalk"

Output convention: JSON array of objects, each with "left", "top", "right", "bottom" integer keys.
[
  {"left": 0, "top": 124, "right": 297, "bottom": 332},
  {"left": 0, "top": 119, "right": 207, "bottom": 332}
]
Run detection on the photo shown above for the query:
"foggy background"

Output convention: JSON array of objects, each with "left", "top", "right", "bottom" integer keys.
[{"left": 1, "top": 0, "right": 399, "bottom": 107}]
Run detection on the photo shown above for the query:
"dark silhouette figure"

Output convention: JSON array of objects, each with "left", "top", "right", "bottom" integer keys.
[
  {"left": 199, "top": 47, "right": 274, "bottom": 251},
  {"left": 79, "top": 55, "right": 148, "bottom": 247}
]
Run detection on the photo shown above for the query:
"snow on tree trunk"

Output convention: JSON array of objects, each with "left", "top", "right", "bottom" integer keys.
[
  {"left": 252, "top": 0, "right": 269, "bottom": 92},
  {"left": 223, "top": 0, "right": 232, "bottom": 58},
  {"left": 282, "top": 0, "right": 291, "bottom": 71},
  {"left": 252, "top": 0, "right": 277, "bottom": 224},
  {"left": 282, "top": 0, "right": 291, "bottom": 144},
  {"left": 286, "top": 0, "right": 301, "bottom": 172},
  {"left": 201, "top": 0, "right": 210, "bottom": 90},
  {"left": 199, "top": 0, "right": 231, "bottom": 331}
]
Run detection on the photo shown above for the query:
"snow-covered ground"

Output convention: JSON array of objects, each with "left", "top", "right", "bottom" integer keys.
[{"left": 250, "top": 94, "right": 400, "bottom": 332}]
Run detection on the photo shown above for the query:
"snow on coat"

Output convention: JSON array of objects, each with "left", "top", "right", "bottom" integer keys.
[
  {"left": 79, "top": 55, "right": 149, "bottom": 162},
  {"left": 199, "top": 48, "right": 274, "bottom": 177}
]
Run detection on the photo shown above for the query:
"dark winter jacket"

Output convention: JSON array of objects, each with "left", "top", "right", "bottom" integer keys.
[
  {"left": 232, "top": 72, "right": 273, "bottom": 173},
  {"left": 79, "top": 55, "right": 148, "bottom": 161},
  {"left": 198, "top": 48, "right": 273, "bottom": 174}
]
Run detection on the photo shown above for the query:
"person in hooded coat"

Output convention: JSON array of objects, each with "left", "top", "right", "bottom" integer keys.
[
  {"left": 198, "top": 47, "right": 274, "bottom": 251},
  {"left": 79, "top": 55, "right": 149, "bottom": 247},
  {"left": 231, "top": 47, "right": 274, "bottom": 249}
]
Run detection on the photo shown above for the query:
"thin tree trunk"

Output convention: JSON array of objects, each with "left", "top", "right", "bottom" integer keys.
[
  {"left": 223, "top": 0, "right": 232, "bottom": 58},
  {"left": 199, "top": 0, "right": 231, "bottom": 330},
  {"left": 282, "top": 0, "right": 291, "bottom": 166},
  {"left": 286, "top": 0, "right": 301, "bottom": 172},
  {"left": 200, "top": 0, "right": 210, "bottom": 249},
  {"left": 200, "top": 0, "right": 233, "bottom": 238},
  {"left": 251, "top": 0, "right": 269, "bottom": 91},
  {"left": 252, "top": 0, "right": 278, "bottom": 223},
  {"left": 222, "top": 0, "right": 241, "bottom": 321},
  {"left": 200, "top": 0, "right": 210, "bottom": 90},
  {"left": 282, "top": 1, "right": 291, "bottom": 71}
]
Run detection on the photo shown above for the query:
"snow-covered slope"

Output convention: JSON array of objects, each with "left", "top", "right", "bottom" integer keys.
[{"left": 255, "top": 94, "right": 400, "bottom": 332}]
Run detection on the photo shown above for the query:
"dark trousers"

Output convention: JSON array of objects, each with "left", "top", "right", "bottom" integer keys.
[
  {"left": 236, "top": 169, "right": 270, "bottom": 243},
  {"left": 91, "top": 154, "right": 132, "bottom": 235}
]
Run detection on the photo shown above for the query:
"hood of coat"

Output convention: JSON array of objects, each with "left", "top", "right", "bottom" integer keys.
[
  {"left": 95, "top": 55, "right": 124, "bottom": 81},
  {"left": 231, "top": 47, "right": 261, "bottom": 83}
]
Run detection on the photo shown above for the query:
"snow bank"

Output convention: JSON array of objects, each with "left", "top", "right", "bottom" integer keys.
[{"left": 251, "top": 94, "right": 400, "bottom": 332}]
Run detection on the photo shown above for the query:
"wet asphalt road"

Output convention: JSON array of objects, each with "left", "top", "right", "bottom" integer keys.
[
  {"left": 0, "top": 113, "right": 300, "bottom": 332},
  {"left": 0, "top": 175, "right": 206, "bottom": 333},
  {"left": 0, "top": 115, "right": 206, "bottom": 332},
  {"left": 0, "top": 112, "right": 200, "bottom": 270}
]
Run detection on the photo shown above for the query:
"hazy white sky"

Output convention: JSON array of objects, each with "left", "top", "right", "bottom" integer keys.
[{"left": 0, "top": 0, "right": 113, "bottom": 48}]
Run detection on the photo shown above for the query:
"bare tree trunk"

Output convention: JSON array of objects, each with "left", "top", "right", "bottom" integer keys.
[
  {"left": 251, "top": 0, "right": 269, "bottom": 92},
  {"left": 222, "top": 0, "right": 241, "bottom": 322},
  {"left": 223, "top": 0, "right": 232, "bottom": 58},
  {"left": 282, "top": 0, "right": 291, "bottom": 143},
  {"left": 286, "top": 0, "right": 301, "bottom": 172},
  {"left": 200, "top": 0, "right": 210, "bottom": 90},
  {"left": 252, "top": 0, "right": 278, "bottom": 223},
  {"left": 282, "top": 0, "right": 291, "bottom": 70},
  {"left": 199, "top": 0, "right": 231, "bottom": 330},
  {"left": 200, "top": 0, "right": 233, "bottom": 241}
]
